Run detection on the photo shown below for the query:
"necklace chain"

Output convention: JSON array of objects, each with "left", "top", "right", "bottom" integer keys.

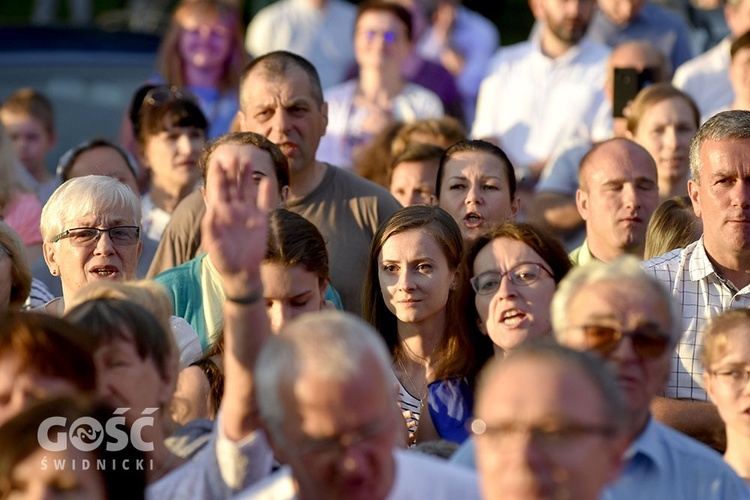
[{"left": 396, "top": 354, "right": 427, "bottom": 403}]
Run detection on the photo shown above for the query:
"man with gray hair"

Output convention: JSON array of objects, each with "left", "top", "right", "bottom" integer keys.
[
  {"left": 643, "top": 109, "right": 750, "bottom": 448},
  {"left": 472, "top": 342, "right": 628, "bottom": 500},
  {"left": 238, "top": 311, "right": 479, "bottom": 499},
  {"left": 552, "top": 256, "right": 748, "bottom": 498}
]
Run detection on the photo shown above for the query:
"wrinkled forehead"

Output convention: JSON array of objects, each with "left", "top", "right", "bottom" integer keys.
[
  {"left": 568, "top": 278, "right": 670, "bottom": 327},
  {"left": 61, "top": 208, "right": 138, "bottom": 231}
]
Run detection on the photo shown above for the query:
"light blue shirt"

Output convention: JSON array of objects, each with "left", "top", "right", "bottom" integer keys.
[
  {"left": 450, "top": 417, "right": 750, "bottom": 499},
  {"left": 603, "top": 418, "right": 749, "bottom": 499}
]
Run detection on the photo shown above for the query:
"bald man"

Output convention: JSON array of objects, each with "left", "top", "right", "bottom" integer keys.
[
  {"left": 570, "top": 137, "right": 659, "bottom": 264},
  {"left": 529, "top": 41, "right": 667, "bottom": 248}
]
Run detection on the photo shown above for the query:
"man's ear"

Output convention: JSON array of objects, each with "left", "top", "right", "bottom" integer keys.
[
  {"left": 688, "top": 179, "right": 702, "bottom": 218},
  {"left": 236, "top": 109, "right": 247, "bottom": 132},
  {"left": 320, "top": 102, "right": 329, "bottom": 135},
  {"left": 576, "top": 188, "right": 590, "bottom": 221}
]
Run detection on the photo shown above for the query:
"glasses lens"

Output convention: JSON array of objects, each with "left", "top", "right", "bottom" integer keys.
[
  {"left": 631, "top": 330, "right": 670, "bottom": 359},
  {"left": 509, "top": 263, "right": 542, "bottom": 286},
  {"left": 583, "top": 325, "right": 621, "bottom": 355},
  {"left": 109, "top": 226, "right": 139, "bottom": 244},
  {"left": 471, "top": 273, "right": 501, "bottom": 295},
  {"left": 67, "top": 228, "right": 101, "bottom": 246}
]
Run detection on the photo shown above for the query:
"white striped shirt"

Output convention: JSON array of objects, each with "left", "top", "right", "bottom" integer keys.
[{"left": 643, "top": 237, "right": 750, "bottom": 400}]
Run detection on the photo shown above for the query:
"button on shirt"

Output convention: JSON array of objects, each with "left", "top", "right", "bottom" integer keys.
[
  {"left": 471, "top": 36, "right": 609, "bottom": 172},
  {"left": 643, "top": 237, "right": 750, "bottom": 401}
]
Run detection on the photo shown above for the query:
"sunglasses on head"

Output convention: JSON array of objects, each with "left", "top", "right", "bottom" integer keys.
[{"left": 578, "top": 324, "right": 671, "bottom": 359}]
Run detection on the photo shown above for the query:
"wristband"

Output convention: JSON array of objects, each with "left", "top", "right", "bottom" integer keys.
[{"left": 225, "top": 286, "right": 263, "bottom": 305}]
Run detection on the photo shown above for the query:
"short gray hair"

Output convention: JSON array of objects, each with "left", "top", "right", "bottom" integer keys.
[
  {"left": 41, "top": 176, "right": 141, "bottom": 242},
  {"left": 689, "top": 110, "right": 750, "bottom": 183},
  {"left": 476, "top": 341, "right": 629, "bottom": 436},
  {"left": 254, "top": 311, "right": 393, "bottom": 436},
  {"left": 550, "top": 256, "right": 680, "bottom": 345}
]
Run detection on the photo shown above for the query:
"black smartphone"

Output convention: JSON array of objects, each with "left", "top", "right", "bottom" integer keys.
[{"left": 612, "top": 67, "right": 656, "bottom": 118}]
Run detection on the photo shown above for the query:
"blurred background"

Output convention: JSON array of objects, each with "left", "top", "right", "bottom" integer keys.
[{"left": 0, "top": 0, "right": 531, "bottom": 165}]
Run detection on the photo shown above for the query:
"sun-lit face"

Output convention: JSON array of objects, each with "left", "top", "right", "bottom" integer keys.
[
  {"left": 261, "top": 262, "right": 326, "bottom": 334},
  {"left": 274, "top": 355, "right": 397, "bottom": 500},
  {"left": 705, "top": 324, "right": 750, "bottom": 439},
  {"left": 178, "top": 13, "right": 236, "bottom": 73},
  {"left": 239, "top": 67, "right": 328, "bottom": 175},
  {"left": 577, "top": 141, "right": 659, "bottom": 260},
  {"left": 202, "top": 143, "right": 286, "bottom": 212},
  {"left": 5, "top": 447, "right": 106, "bottom": 500},
  {"left": 354, "top": 10, "right": 411, "bottom": 71},
  {"left": 560, "top": 278, "right": 672, "bottom": 428},
  {"left": 68, "top": 146, "right": 140, "bottom": 196},
  {"left": 377, "top": 229, "right": 456, "bottom": 326},
  {"left": 688, "top": 137, "right": 750, "bottom": 263},
  {"left": 538, "top": 0, "right": 595, "bottom": 44},
  {"left": 389, "top": 159, "right": 438, "bottom": 207},
  {"left": 43, "top": 211, "right": 142, "bottom": 302},
  {"left": 631, "top": 97, "right": 696, "bottom": 189},
  {"left": 726, "top": 0, "right": 750, "bottom": 39},
  {"left": 474, "top": 358, "right": 623, "bottom": 500},
  {"left": 142, "top": 126, "right": 205, "bottom": 197},
  {"left": 438, "top": 150, "right": 519, "bottom": 241},
  {"left": 473, "top": 238, "right": 557, "bottom": 357},
  {"left": 94, "top": 332, "right": 173, "bottom": 422}
]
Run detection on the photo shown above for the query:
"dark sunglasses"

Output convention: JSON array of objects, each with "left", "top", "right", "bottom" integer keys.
[{"left": 578, "top": 324, "right": 671, "bottom": 359}]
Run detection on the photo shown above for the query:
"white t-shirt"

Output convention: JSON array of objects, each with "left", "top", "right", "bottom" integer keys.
[{"left": 472, "top": 36, "right": 609, "bottom": 172}]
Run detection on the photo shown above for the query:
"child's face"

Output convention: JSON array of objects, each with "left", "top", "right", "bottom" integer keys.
[{"left": 0, "top": 111, "right": 54, "bottom": 173}]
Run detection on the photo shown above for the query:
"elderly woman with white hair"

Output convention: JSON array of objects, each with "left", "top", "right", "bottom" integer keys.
[
  {"left": 38, "top": 175, "right": 201, "bottom": 368},
  {"left": 39, "top": 175, "right": 143, "bottom": 315}
]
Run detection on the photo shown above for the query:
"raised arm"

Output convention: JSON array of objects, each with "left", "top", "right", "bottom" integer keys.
[{"left": 201, "top": 150, "right": 270, "bottom": 442}]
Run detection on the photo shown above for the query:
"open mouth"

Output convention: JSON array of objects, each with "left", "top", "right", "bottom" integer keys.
[
  {"left": 90, "top": 266, "right": 119, "bottom": 278},
  {"left": 501, "top": 308, "right": 527, "bottom": 327},
  {"left": 464, "top": 212, "right": 484, "bottom": 228},
  {"left": 276, "top": 142, "right": 298, "bottom": 156}
]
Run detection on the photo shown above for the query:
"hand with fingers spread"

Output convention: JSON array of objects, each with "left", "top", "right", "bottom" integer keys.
[{"left": 201, "top": 147, "right": 269, "bottom": 298}]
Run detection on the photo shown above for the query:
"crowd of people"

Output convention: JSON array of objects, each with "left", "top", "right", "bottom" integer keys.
[{"left": 3, "top": 0, "right": 750, "bottom": 498}]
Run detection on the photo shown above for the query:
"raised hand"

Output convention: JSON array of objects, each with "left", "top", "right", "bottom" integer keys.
[{"left": 201, "top": 146, "right": 269, "bottom": 297}]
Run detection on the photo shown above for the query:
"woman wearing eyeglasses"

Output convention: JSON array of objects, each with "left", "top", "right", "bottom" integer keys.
[
  {"left": 38, "top": 176, "right": 143, "bottom": 317},
  {"left": 316, "top": 1, "right": 444, "bottom": 170},
  {"left": 438, "top": 223, "right": 570, "bottom": 444},
  {"left": 363, "top": 204, "right": 476, "bottom": 446},
  {"left": 456, "top": 222, "right": 573, "bottom": 362},
  {"left": 702, "top": 309, "right": 750, "bottom": 485}
]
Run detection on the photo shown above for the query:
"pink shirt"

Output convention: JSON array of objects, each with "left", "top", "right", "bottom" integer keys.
[{"left": 3, "top": 192, "right": 43, "bottom": 246}]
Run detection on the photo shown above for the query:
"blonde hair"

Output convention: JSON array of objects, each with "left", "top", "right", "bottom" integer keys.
[
  {"left": 40, "top": 176, "right": 141, "bottom": 242},
  {"left": 69, "top": 280, "right": 174, "bottom": 337},
  {"left": 644, "top": 196, "right": 701, "bottom": 260},
  {"left": 701, "top": 308, "right": 750, "bottom": 370}
]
